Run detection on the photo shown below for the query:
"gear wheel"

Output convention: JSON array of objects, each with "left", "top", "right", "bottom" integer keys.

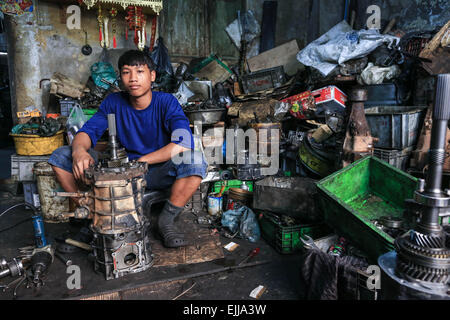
[
  {"left": 411, "top": 231, "right": 445, "bottom": 249},
  {"left": 396, "top": 259, "right": 450, "bottom": 283},
  {"left": 395, "top": 236, "right": 450, "bottom": 284}
]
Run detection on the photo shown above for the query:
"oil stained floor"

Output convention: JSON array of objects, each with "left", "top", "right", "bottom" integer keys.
[{"left": 0, "top": 194, "right": 304, "bottom": 301}]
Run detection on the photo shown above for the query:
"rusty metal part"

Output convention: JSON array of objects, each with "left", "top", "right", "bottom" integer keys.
[
  {"left": 410, "top": 105, "right": 450, "bottom": 171},
  {"left": 80, "top": 161, "right": 148, "bottom": 235},
  {"left": 84, "top": 161, "right": 148, "bottom": 182},
  {"left": 342, "top": 88, "right": 377, "bottom": 167},
  {"left": 349, "top": 88, "right": 368, "bottom": 102},
  {"left": 52, "top": 114, "right": 153, "bottom": 280}
]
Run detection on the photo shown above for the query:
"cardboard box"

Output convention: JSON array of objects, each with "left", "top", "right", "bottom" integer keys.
[
  {"left": 311, "top": 86, "right": 347, "bottom": 115},
  {"left": 248, "top": 40, "right": 304, "bottom": 76},
  {"left": 281, "top": 91, "right": 316, "bottom": 120}
]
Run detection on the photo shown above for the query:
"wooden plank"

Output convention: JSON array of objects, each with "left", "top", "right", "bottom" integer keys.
[
  {"left": 152, "top": 242, "right": 186, "bottom": 267},
  {"left": 420, "top": 20, "right": 450, "bottom": 59},
  {"left": 247, "top": 40, "right": 303, "bottom": 76},
  {"left": 121, "top": 279, "right": 188, "bottom": 300},
  {"left": 421, "top": 47, "right": 450, "bottom": 75},
  {"left": 185, "top": 234, "right": 223, "bottom": 264},
  {"left": 80, "top": 292, "right": 120, "bottom": 300},
  {"left": 151, "top": 210, "right": 224, "bottom": 267}
]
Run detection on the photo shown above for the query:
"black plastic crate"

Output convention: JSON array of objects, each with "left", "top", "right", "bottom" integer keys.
[
  {"left": 258, "top": 211, "right": 332, "bottom": 254},
  {"left": 241, "top": 66, "right": 285, "bottom": 94}
]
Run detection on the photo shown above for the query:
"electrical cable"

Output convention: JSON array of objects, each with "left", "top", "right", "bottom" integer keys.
[
  {"left": 0, "top": 202, "right": 39, "bottom": 233},
  {"left": 0, "top": 217, "right": 33, "bottom": 234},
  {"left": 0, "top": 202, "right": 38, "bottom": 219}
]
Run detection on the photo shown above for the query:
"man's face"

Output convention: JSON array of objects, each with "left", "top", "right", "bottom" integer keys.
[{"left": 120, "top": 64, "right": 156, "bottom": 98}]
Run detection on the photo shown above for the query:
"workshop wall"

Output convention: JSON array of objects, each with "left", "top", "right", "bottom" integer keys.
[
  {"left": 158, "top": 0, "right": 245, "bottom": 62},
  {"left": 351, "top": 0, "right": 450, "bottom": 32},
  {"left": 5, "top": 0, "right": 150, "bottom": 121},
  {"left": 4, "top": 0, "right": 449, "bottom": 124},
  {"left": 246, "top": 0, "right": 345, "bottom": 50}
]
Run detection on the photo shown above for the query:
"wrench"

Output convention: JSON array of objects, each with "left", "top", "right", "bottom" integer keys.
[{"left": 300, "top": 235, "right": 320, "bottom": 251}]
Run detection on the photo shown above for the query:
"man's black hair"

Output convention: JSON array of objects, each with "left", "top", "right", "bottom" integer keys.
[{"left": 118, "top": 50, "right": 156, "bottom": 72}]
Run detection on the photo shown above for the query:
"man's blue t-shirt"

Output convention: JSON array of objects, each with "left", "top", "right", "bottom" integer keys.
[{"left": 78, "top": 91, "right": 194, "bottom": 161}]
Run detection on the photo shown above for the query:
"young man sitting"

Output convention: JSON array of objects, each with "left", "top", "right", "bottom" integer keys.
[{"left": 48, "top": 50, "right": 207, "bottom": 248}]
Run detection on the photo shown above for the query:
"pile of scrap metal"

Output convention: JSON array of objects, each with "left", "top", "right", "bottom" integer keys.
[
  {"left": 10, "top": 116, "right": 62, "bottom": 137},
  {"left": 42, "top": 60, "right": 120, "bottom": 117}
]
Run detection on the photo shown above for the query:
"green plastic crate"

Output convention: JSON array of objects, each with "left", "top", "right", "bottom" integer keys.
[
  {"left": 316, "top": 156, "right": 418, "bottom": 263},
  {"left": 83, "top": 108, "right": 97, "bottom": 120},
  {"left": 212, "top": 180, "right": 254, "bottom": 193},
  {"left": 258, "top": 211, "right": 332, "bottom": 254},
  {"left": 190, "top": 53, "right": 233, "bottom": 75}
]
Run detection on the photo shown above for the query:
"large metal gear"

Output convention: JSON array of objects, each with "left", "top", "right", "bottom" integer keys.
[
  {"left": 392, "top": 74, "right": 450, "bottom": 292},
  {"left": 395, "top": 235, "right": 450, "bottom": 284}
]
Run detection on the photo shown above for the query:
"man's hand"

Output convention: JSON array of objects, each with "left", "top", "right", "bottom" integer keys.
[{"left": 72, "top": 150, "right": 94, "bottom": 183}]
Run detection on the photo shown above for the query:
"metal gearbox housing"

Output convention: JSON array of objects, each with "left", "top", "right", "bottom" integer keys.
[{"left": 86, "top": 161, "right": 154, "bottom": 280}]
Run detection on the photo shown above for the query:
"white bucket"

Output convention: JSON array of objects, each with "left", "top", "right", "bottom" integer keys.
[{"left": 207, "top": 193, "right": 223, "bottom": 216}]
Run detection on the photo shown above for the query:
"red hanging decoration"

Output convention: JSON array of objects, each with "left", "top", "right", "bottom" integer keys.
[
  {"left": 125, "top": 6, "right": 146, "bottom": 49},
  {"left": 110, "top": 7, "right": 118, "bottom": 49},
  {"left": 97, "top": 4, "right": 104, "bottom": 47},
  {"left": 149, "top": 15, "right": 158, "bottom": 51}
]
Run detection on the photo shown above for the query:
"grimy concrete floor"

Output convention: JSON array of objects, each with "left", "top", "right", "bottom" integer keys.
[{"left": 0, "top": 146, "right": 304, "bottom": 302}]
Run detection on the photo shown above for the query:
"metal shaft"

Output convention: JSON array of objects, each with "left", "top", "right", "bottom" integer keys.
[
  {"left": 0, "top": 268, "right": 10, "bottom": 279},
  {"left": 425, "top": 120, "right": 448, "bottom": 195},
  {"left": 417, "top": 74, "right": 450, "bottom": 238},
  {"left": 108, "top": 114, "right": 119, "bottom": 160}
]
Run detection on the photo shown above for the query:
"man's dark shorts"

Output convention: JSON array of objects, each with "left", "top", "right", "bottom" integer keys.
[{"left": 48, "top": 146, "right": 208, "bottom": 190}]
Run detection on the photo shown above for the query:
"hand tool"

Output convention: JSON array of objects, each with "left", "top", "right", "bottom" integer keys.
[
  {"left": 54, "top": 251, "right": 72, "bottom": 266},
  {"left": 32, "top": 214, "right": 47, "bottom": 248},
  {"left": 30, "top": 246, "right": 53, "bottom": 287},
  {"left": 238, "top": 247, "right": 260, "bottom": 266},
  {"left": 299, "top": 234, "right": 320, "bottom": 251},
  {"left": 65, "top": 238, "right": 93, "bottom": 251}
]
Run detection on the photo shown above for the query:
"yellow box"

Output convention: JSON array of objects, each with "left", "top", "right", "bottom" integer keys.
[{"left": 10, "top": 130, "right": 65, "bottom": 156}]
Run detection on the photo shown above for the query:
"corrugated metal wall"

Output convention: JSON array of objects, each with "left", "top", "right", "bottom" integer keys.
[
  {"left": 158, "top": 0, "right": 346, "bottom": 62},
  {"left": 159, "top": 0, "right": 244, "bottom": 61}
]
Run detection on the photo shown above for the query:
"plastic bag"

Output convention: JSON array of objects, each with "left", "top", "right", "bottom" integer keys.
[
  {"left": 225, "top": 10, "right": 260, "bottom": 49},
  {"left": 297, "top": 20, "right": 400, "bottom": 76},
  {"left": 274, "top": 101, "right": 290, "bottom": 120},
  {"left": 221, "top": 206, "right": 261, "bottom": 243},
  {"left": 173, "top": 82, "right": 195, "bottom": 106},
  {"left": 90, "top": 62, "right": 118, "bottom": 90},
  {"left": 66, "top": 104, "right": 87, "bottom": 145},
  {"left": 357, "top": 62, "right": 401, "bottom": 85},
  {"left": 151, "top": 37, "right": 174, "bottom": 76}
]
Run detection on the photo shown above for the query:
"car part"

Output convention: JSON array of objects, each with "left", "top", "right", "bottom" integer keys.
[
  {"left": 379, "top": 74, "right": 450, "bottom": 299},
  {"left": 0, "top": 257, "right": 24, "bottom": 280},
  {"left": 342, "top": 88, "right": 377, "bottom": 167},
  {"left": 54, "top": 114, "right": 153, "bottom": 280}
]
